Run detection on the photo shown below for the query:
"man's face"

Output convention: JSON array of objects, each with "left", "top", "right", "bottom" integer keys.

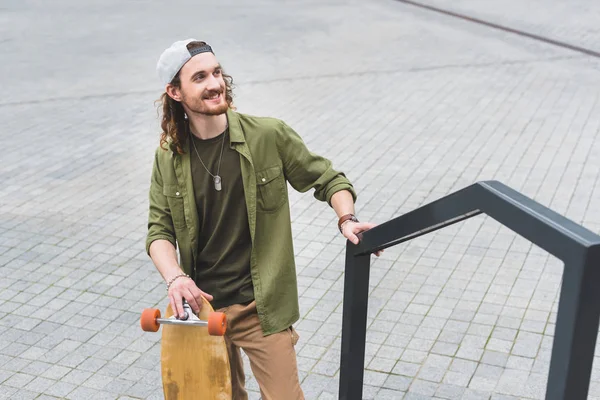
[{"left": 175, "top": 52, "right": 228, "bottom": 116}]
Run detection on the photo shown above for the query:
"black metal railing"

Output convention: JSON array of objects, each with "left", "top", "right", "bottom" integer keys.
[{"left": 339, "top": 180, "right": 600, "bottom": 400}]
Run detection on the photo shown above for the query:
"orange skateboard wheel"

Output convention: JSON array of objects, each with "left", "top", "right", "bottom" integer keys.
[
  {"left": 207, "top": 312, "right": 227, "bottom": 336},
  {"left": 140, "top": 308, "right": 161, "bottom": 332}
]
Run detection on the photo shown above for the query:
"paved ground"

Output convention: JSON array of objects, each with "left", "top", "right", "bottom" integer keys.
[{"left": 1, "top": 0, "right": 600, "bottom": 399}]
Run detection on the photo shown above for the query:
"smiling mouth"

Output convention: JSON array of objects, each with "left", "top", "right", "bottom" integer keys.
[{"left": 204, "top": 92, "right": 222, "bottom": 101}]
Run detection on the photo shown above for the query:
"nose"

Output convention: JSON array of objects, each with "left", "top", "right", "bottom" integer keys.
[{"left": 206, "top": 74, "right": 221, "bottom": 91}]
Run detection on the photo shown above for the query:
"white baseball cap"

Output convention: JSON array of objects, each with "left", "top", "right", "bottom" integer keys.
[{"left": 156, "top": 38, "right": 214, "bottom": 86}]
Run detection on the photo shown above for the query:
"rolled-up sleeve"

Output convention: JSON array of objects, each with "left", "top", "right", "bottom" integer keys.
[{"left": 276, "top": 121, "right": 357, "bottom": 206}]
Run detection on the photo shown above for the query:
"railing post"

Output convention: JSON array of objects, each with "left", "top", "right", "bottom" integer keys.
[
  {"left": 339, "top": 241, "right": 371, "bottom": 400},
  {"left": 546, "top": 248, "right": 600, "bottom": 399},
  {"left": 330, "top": 181, "right": 600, "bottom": 399}
]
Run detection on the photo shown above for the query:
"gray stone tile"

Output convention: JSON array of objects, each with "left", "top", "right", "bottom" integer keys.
[
  {"left": 0, "top": 342, "right": 28, "bottom": 357},
  {"left": 382, "top": 374, "right": 411, "bottom": 391},
  {"left": 417, "top": 366, "right": 446, "bottom": 383},
  {"left": 375, "top": 345, "right": 404, "bottom": 361},
  {"left": 64, "top": 386, "right": 107, "bottom": 400},
  {"left": 424, "top": 354, "right": 453, "bottom": 370},
  {"left": 20, "top": 360, "right": 53, "bottom": 376},
  {"left": 443, "top": 371, "right": 472, "bottom": 387},
  {"left": 408, "top": 379, "right": 439, "bottom": 396},
  {"left": 112, "top": 350, "right": 141, "bottom": 365},
  {"left": 404, "top": 393, "right": 435, "bottom": 400},
  {"left": 313, "top": 360, "right": 339, "bottom": 376},
  {"left": 103, "top": 378, "right": 134, "bottom": 394},
  {"left": 485, "top": 338, "right": 513, "bottom": 353},
  {"left": 491, "top": 327, "right": 518, "bottom": 341},
  {"left": 375, "top": 388, "right": 405, "bottom": 399},
  {"left": 435, "top": 383, "right": 466, "bottom": 399},
  {"left": 364, "top": 370, "right": 389, "bottom": 387},
  {"left": 3, "top": 372, "right": 35, "bottom": 389},
  {"left": 407, "top": 337, "right": 435, "bottom": 352},
  {"left": 56, "top": 353, "right": 87, "bottom": 369},
  {"left": 62, "top": 369, "right": 94, "bottom": 385},
  {"left": 431, "top": 341, "right": 459, "bottom": 357},
  {"left": 0, "top": 385, "right": 18, "bottom": 399},
  {"left": 23, "top": 376, "right": 56, "bottom": 393},
  {"left": 455, "top": 346, "right": 484, "bottom": 362},
  {"left": 392, "top": 361, "right": 421, "bottom": 378},
  {"left": 1, "top": 357, "right": 29, "bottom": 373},
  {"left": 401, "top": 349, "right": 428, "bottom": 364},
  {"left": 7, "top": 389, "right": 39, "bottom": 400},
  {"left": 438, "top": 330, "right": 465, "bottom": 344},
  {"left": 0, "top": 368, "right": 14, "bottom": 384},
  {"left": 81, "top": 373, "right": 113, "bottom": 390},
  {"left": 481, "top": 351, "right": 508, "bottom": 368},
  {"left": 368, "top": 351, "right": 399, "bottom": 371},
  {"left": 462, "top": 388, "right": 493, "bottom": 400},
  {"left": 511, "top": 331, "right": 542, "bottom": 358},
  {"left": 449, "top": 359, "right": 478, "bottom": 375},
  {"left": 495, "top": 369, "right": 528, "bottom": 396}
]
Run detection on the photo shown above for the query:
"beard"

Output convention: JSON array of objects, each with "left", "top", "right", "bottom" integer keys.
[{"left": 181, "top": 88, "right": 228, "bottom": 116}]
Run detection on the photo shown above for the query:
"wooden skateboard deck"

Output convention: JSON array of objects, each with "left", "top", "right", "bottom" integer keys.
[{"left": 140, "top": 297, "right": 232, "bottom": 400}]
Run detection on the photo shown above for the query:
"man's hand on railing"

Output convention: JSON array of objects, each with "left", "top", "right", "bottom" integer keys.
[{"left": 341, "top": 221, "right": 383, "bottom": 256}]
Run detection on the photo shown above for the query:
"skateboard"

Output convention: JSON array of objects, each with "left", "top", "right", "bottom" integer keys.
[{"left": 140, "top": 297, "right": 232, "bottom": 399}]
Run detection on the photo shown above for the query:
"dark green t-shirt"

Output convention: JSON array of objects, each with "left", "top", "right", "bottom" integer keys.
[{"left": 189, "top": 128, "right": 254, "bottom": 309}]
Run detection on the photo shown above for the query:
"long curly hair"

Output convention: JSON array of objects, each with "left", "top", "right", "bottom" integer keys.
[{"left": 156, "top": 41, "right": 235, "bottom": 154}]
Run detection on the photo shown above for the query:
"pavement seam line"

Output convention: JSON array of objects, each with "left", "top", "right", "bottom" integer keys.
[
  {"left": 0, "top": 56, "right": 581, "bottom": 108},
  {"left": 394, "top": 0, "right": 600, "bottom": 59}
]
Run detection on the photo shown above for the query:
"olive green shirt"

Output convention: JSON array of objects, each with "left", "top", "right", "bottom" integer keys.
[{"left": 146, "top": 108, "right": 357, "bottom": 335}]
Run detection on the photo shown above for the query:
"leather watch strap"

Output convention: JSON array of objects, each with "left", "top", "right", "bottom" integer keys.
[{"left": 338, "top": 214, "right": 358, "bottom": 233}]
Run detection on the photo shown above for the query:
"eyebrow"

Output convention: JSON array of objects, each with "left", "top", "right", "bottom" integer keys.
[{"left": 190, "top": 64, "right": 222, "bottom": 81}]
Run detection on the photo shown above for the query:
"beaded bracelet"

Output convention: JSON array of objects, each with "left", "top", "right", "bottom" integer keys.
[{"left": 166, "top": 273, "right": 190, "bottom": 292}]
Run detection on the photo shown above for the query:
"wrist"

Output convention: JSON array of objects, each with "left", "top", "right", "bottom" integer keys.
[
  {"left": 164, "top": 269, "right": 185, "bottom": 281},
  {"left": 338, "top": 213, "right": 358, "bottom": 233},
  {"left": 165, "top": 272, "right": 191, "bottom": 292}
]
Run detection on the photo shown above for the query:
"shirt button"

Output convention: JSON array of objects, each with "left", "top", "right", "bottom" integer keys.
[
  {"left": 175, "top": 192, "right": 180, "bottom": 196},
  {"left": 261, "top": 178, "right": 266, "bottom": 182}
]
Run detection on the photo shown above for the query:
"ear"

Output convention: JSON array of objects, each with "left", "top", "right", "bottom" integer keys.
[{"left": 165, "top": 84, "right": 182, "bottom": 102}]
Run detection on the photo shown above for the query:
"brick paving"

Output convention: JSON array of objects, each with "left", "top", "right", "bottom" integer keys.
[{"left": 1, "top": 0, "right": 600, "bottom": 399}]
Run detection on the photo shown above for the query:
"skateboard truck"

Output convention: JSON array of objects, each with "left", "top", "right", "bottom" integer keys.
[{"left": 140, "top": 300, "right": 227, "bottom": 336}]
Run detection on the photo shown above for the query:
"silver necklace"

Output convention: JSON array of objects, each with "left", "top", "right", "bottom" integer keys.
[{"left": 189, "top": 127, "right": 226, "bottom": 191}]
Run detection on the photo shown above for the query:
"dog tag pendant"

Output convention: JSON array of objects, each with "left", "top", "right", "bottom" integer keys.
[{"left": 214, "top": 175, "right": 222, "bottom": 191}]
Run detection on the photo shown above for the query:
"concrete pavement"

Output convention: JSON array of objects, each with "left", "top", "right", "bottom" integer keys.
[{"left": 1, "top": 0, "right": 600, "bottom": 398}]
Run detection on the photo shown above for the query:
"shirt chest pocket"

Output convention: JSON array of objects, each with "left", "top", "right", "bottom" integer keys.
[
  {"left": 256, "top": 165, "right": 286, "bottom": 213},
  {"left": 163, "top": 184, "right": 186, "bottom": 228}
]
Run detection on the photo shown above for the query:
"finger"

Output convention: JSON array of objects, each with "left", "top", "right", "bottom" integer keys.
[
  {"left": 200, "top": 290, "right": 213, "bottom": 301},
  {"left": 354, "top": 222, "right": 377, "bottom": 232},
  {"left": 195, "top": 290, "right": 214, "bottom": 313},
  {"left": 188, "top": 285, "right": 213, "bottom": 308},
  {"left": 173, "top": 291, "right": 185, "bottom": 319},
  {"left": 168, "top": 293, "right": 178, "bottom": 319},
  {"left": 187, "top": 286, "right": 204, "bottom": 310},
  {"left": 345, "top": 231, "right": 360, "bottom": 245},
  {"left": 184, "top": 288, "right": 201, "bottom": 314}
]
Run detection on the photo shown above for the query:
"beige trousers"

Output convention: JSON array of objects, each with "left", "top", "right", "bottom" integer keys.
[{"left": 217, "top": 301, "right": 305, "bottom": 400}]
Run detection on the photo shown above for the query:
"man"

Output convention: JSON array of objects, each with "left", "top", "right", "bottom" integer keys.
[{"left": 146, "top": 38, "right": 379, "bottom": 400}]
